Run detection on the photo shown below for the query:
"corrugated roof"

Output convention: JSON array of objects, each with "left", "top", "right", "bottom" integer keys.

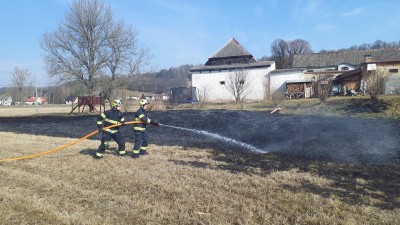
[
  {"left": 293, "top": 48, "right": 400, "bottom": 68},
  {"left": 269, "top": 69, "right": 304, "bottom": 75},
  {"left": 190, "top": 61, "right": 273, "bottom": 72},
  {"left": 286, "top": 79, "right": 314, "bottom": 84},
  {"left": 210, "top": 38, "right": 252, "bottom": 58},
  {"left": 335, "top": 68, "right": 362, "bottom": 81}
]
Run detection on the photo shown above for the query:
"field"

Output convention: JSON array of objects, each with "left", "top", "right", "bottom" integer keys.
[{"left": 0, "top": 97, "right": 399, "bottom": 224}]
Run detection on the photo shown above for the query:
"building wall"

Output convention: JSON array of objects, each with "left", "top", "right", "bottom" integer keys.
[
  {"left": 362, "top": 61, "right": 400, "bottom": 95},
  {"left": 385, "top": 75, "right": 400, "bottom": 94},
  {"left": 268, "top": 71, "right": 305, "bottom": 97},
  {"left": 192, "top": 66, "right": 274, "bottom": 102}
]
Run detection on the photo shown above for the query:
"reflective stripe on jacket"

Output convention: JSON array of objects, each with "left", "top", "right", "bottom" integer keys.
[
  {"left": 97, "top": 108, "right": 125, "bottom": 132},
  {"left": 133, "top": 107, "right": 151, "bottom": 131}
]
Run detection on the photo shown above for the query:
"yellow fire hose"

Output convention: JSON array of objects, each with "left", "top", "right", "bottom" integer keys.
[{"left": 0, "top": 121, "right": 143, "bottom": 163}]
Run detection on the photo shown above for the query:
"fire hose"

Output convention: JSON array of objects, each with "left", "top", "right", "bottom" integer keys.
[{"left": 0, "top": 121, "right": 144, "bottom": 163}]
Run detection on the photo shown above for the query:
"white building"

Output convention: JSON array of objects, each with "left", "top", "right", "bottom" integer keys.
[
  {"left": 65, "top": 96, "right": 78, "bottom": 104},
  {"left": 190, "top": 38, "right": 275, "bottom": 102},
  {"left": 0, "top": 96, "right": 12, "bottom": 105}
]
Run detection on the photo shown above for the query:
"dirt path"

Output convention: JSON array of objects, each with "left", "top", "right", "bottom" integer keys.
[{"left": 1, "top": 110, "right": 399, "bottom": 165}]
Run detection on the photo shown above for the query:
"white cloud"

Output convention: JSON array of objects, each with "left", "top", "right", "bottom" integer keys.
[
  {"left": 305, "top": 0, "right": 320, "bottom": 14},
  {"left": 340, "top": 8, "right": 363, "bottom": 18},
  {"left": 268, "top": 0, "right": 279, "bottom": 8},
  {"left": 314, "top": 23, "right": 336, "bottom": 32},
  {"left": 254, "top": 6, "right": 264, "bottom": 17},
  {"left": 148, "top": 0, "right": 206, "bottom": 16},
  {"left": 295, "top": 0, "right": 321, "bottom": 15}
]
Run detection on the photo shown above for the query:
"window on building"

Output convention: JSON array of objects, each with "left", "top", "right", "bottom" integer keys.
[
  {"left": 389, "top": 69, "right": 399, "bottom": 73},
  {"left": 220, "top": 81, "right": 225, "bottom": 85}
]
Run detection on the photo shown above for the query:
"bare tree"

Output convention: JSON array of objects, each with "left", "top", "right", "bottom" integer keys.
[
  {"left": 270, "top": 39, "right": 289, "bottom": 69},
  {"left": 41, "top": 0, "right": 149, "bottom": 98},
  {"left": 197, "top": 83, "right": 211, "bottom": 108},
  {"left": 287, "top": 39, "right": 313, "bottom": 67},
  {"left": 372, "top": 40, "right": 385, "bottom": 49},
  {"left": 363, "top": 66, "right": 386, "bottom": 100},
  {"left": 10, "top": 67, "right": 34, "bottom": 105},
  {"left": 317, "top": 78, "right": 331, "bottom": 102},
  {"left": 101, "top": 19, "right": 151, "bottom": 103},
  {"left": 46, "top": 85, "right": 68, "bottom": 104},
  {"left": 41, "top": 0, "right": 110, "bottom": 96},
  {"left": 226, "top": 69, "right": 252, "bottom": 104},
  {"left": 270, "top": 38, "right": 312, "bottom": 69}
]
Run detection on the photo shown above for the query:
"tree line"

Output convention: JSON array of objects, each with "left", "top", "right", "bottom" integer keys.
[{"left": 260, "top": 39, "right": 400, "bottom": 70}]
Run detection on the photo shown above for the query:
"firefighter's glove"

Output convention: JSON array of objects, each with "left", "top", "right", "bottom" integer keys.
[
  {"left": 151, "top": 119, "right": 160, "bottom": 126},
  {"left": 98, "top": 126, "right": 103, "bottom": 132}
]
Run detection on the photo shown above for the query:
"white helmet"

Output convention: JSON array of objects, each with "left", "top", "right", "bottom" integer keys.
[
  {"left": 112, "top": 99, "right": 122, "bottom": 108},
  {"left": 139, "top": 99, "right": 149, "bottom": 107}
]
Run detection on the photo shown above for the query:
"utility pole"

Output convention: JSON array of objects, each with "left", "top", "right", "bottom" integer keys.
[{"left": 36, "top": 84, "right": 38, "bottom": 113}]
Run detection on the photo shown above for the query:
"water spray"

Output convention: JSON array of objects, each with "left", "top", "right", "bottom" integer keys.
[{"left": 160, "top": 124, "right": 267, "bottom": 153}]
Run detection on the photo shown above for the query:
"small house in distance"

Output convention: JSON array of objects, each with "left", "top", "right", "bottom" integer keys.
[
  {"left": 0, "top": 96, "right": 13, "bottom": 105},
  {"left": 65, "top": 95, "right": 78, "bottom": 104},
  {"left": 26, "top": 97, "right": 46, "bottom": 105}
]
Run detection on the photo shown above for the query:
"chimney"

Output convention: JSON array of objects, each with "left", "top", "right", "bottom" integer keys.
[{"left": 364, "top": 54, "right": 372, "bottom": 62}]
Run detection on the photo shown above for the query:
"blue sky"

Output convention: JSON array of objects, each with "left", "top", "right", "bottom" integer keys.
[{"left": 1, "top": 0, "right": 400, "bottom": 87}]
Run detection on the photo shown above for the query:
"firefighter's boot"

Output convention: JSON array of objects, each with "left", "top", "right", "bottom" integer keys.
[
  {"left": 140, "top": 146, "right": 148, "bottom": 155},
  {"left": 140, "top": 150, "right": 148, "bottom": 155},
  {"left": 118, "top": 150, "right": 126, "bottom": 157},
  {"left": 94, "top": 151, "right": 103, "bottom": 159},
  {"left": 132, "top": 149, "right": 140, "bottom": 158}
]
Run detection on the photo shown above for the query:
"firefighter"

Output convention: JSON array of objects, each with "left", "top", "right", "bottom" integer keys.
[
  {"left": 132, "top": 99, "right": 160, "bottom": 158},
  {"left": 95, "top": 99, "right": 126, "bottom": 158}
]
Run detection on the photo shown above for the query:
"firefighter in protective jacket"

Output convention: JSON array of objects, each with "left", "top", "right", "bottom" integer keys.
[
  {"left": 96, "top": 99, "right": 126, "bottom": 158},
  {"left": 132, "top": 99, "right": 160, "bottom": 158}
]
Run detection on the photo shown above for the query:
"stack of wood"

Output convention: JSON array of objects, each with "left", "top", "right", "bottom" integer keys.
[{"left": 286, "top": 83, "right": 304, "bottom": 93}]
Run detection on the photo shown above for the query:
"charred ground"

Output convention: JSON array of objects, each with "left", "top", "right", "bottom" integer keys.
[{"left": 1, "top": 109, "right": 399, "bottom": 165}]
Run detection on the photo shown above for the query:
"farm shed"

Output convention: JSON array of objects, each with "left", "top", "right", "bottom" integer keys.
[
  {"left": 285, "top": 80, "right": 314, "bottom": 99},
  {"left": 333, "top": 68, "right": 362, "bottom": 96}
]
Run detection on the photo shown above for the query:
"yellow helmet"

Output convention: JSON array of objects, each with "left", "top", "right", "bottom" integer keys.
[
  {"left": 139, "top": 99, "right": 149, "bottom": 107},
  {"left": 112, "top": 99, "right": 122, "bottom": 108}
]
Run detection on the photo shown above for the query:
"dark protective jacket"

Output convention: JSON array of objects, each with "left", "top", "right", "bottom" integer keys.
[
  {"left": 97, "top": 108, "right": 125, "bottom": 133},
  {"left": 133, "top": 107, "right": 153, "bottom": 131}
]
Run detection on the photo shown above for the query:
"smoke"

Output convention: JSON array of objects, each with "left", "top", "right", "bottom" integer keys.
[
  {"left": 161, "top": 124, "right": 266, "bottom": 153},
  {"left": 153, "top": 111, "right": 400, "bottom": 165}
]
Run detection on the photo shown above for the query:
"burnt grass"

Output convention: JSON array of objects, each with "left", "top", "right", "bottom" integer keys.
[
  {"left": 1, "top": 109, "right": 400, "bottom": 209},
  {"left": 1, "top": 110, "right": 399, "bottom": 165}
]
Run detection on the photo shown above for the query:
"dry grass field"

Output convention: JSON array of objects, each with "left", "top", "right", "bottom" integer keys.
[
  {"left": 0, "top": 104, "right": 73, "bottom": 116},
  {"left": 0, "top": 97, "right": 399, "bottom": 224}
]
